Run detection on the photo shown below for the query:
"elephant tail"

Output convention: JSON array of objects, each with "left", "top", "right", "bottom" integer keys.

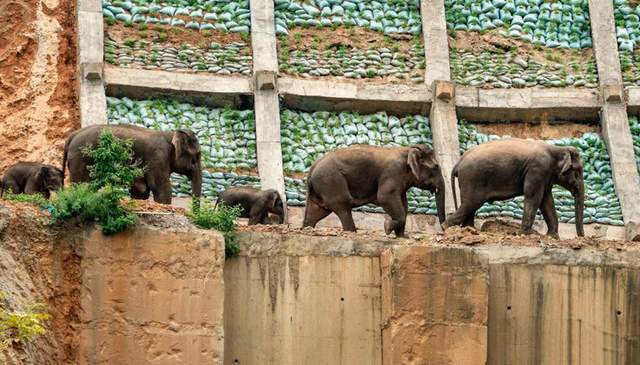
[
  {"left": 451, "top": 164, "right": 459, "bottom": 210},
  {"left": 0, "top": 179, "right": 4, "bottom": 198}
]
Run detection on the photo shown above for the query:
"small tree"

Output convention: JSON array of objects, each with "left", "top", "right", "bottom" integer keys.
[
  {"left": 0, "top": 291, "right": 50, "bottom": 351},
  {"left": 187, "top": 198, "right": 242, "bottom": 257},
  {"left": 50, "top": 130, "right": 144, "bottom": 234}
]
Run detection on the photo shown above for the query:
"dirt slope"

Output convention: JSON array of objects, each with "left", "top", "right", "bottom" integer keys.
[{"left": 0, "top": 0, "right": 79, "bottom": 172}]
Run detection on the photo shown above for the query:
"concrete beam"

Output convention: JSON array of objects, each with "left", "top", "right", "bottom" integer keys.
[
  {"left": 77, "top": 0, "right": 106, "bottom": 127},
  {"left": 456, "top": 87, "right": 601, "bottom": 122},
  {"left": 429, "top": 81, "right": 460, "bottom": 216},
  {"left": 626, "top": 87, "right": 640, "bottom": 115},
  {"left": 589, "top": 0, "right": 640, "bottom": 240},
  {"left": 278, "top": 77, "right": 431, "bottom": 115},
  {"left": 104, "top": 67, "right": 253, "bottom": 108},
  {"left": 421, "top": 0, "right": 451, "bottom": 86},
  {"left": 250, "top": 0, "right": 287, "bottom": 220}
]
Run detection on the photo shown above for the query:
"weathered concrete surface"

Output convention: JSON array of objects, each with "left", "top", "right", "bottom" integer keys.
[
  {"left": 421, "top": 0, "right": 451, "bottom": 86},
  {"left": 250, "top": 0, "right": 287, "bottom": 219},
  {"left": 430, "top": 81, "right": 460, "bottom": 215},
  {"left": 626, "top": 87, "right": 640, "bottom": 114},
  {"left": 78, "top": 0, "right": 106, "bottom": 126},
  {"left": 79, "top": 216, "right": 225, "bottom": 364},
  {"left": 382, "top": 246, "right": 488, "bottom": 365},
  {"left": 456, "top": 87, "right": 601, "bottom": 122},
  {"left": 278, "top": 77, "right": 430, "bottom": 115},
  {"left": 104, "top": 67, "right": 253, "bottom": 108},
  {"left": 489, "top": 264, "right": 640, "bottom": 365},
  {"left": 600, "top": 103, "right": 640, "bottom": 241},
  {"left": 588, "top": 0, "right": 622, "bottom": 87},
  {"left": 224, "top": 234, "right": 382, "bottom": 365}
]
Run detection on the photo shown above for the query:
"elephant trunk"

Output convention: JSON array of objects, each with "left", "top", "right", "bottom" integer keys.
[
  {"left": 435, "top": 175, "right": 446, "bottom": 224},
  {"left": 191, "top": 164, "right": 202, "bottom": 208},
  {"left": 574, "top": 182, "right": 585, "bottom": 237}
]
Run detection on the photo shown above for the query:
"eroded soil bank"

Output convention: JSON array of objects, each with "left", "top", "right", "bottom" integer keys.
[{"left": 0, "top": 0, "right": 79, "bottom": 171}]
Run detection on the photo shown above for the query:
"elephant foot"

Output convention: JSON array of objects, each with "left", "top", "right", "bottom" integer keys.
[
  {"left": 519, "top": 228, "right": 538, "bottom": 236},
  {"left": 384, "top": 218, "right": 393, "bottom": 235},
  {"left": 546, "top": 232, "right": 560, "bottom": 240}
]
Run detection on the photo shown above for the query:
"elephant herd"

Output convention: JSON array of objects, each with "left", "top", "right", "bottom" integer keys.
[{"left": 0, "top": 124, "right": 586, "bottom": 239}]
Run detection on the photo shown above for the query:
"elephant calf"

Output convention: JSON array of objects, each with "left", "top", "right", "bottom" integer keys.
[
  {"left": 443, "top": 138, "right": 585, "bottom": 238},
  {"left": 1, "top": 162, "right": 64, "bottom": 198},
  {"left": 303, "top": 144, "right": 446, "bottom": 237},
  {"left": 217, "top": 186, "right": 285, "bottom": 225}
]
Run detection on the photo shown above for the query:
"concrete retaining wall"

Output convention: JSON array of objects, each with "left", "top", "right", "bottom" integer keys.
[
  {"left": 224, "top": 232, "right": 640, "bottom": 365},
  {"left": 78, "top": 218, "right": 226, "bottom": 364}
]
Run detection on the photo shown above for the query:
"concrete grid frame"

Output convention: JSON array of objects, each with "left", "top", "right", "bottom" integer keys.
[{"left": 81, "top": 0, "right": 640, "bottom": 240}]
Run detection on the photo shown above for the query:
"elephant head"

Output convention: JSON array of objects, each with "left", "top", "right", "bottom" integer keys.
[
  {"left": 171, "top": 130, "right": 202, "bottom": 200},
  {"left": 408, "top": 145, "right": 446, "bottom": 224},
  {"left": 38, "top": 166, "right": 64, "bottom": 193},
  {"left": 264, "top": 189, "right": 285, "bottom": 224},
  {"left": 555, "top": 147, "right": 584, "bottom": 236}
]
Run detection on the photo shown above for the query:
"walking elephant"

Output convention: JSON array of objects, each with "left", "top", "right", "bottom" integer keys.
[
  {"left": 63, "top": 124, "right": 202, "bottom": 204},
  {"left": 218, "top": 186, "right": 285, "bottom": 225},
  {"left": 442, "top": 138, "right": 584, "bottom": 238},
  {"left": 303, "top": 144, "right": 446, "bottom": 237},
  {"left": 1, "top": 162, "right": 64, "bottom": 199}
]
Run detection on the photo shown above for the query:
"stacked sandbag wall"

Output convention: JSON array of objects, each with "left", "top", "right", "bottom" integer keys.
[
  {"left": 281, "top": 109, "right": 438, "bottom": 215},
  {"left": 106, "top": 97, "right": 259, "bottom": 198},
  {"left": 275, "top": 0, "right": 426, "bottom": 83},
  {"left": 446, "top": 0, "right": 598, "bottom": 88},
  {"left": 614, "top": 0, "right": 640, "bottom": 86},
  {"left": 102, "top": 0, "right": 252, "bottom": 75},
  {"left": 459, "top": 123, "right": 623, "bottom": 225}
]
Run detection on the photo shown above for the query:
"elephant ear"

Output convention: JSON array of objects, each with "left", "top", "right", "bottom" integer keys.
[
  {"left": 423, "top": 149, "right": 438, "bottom": 169},
  {"left": 407, "top": 147, "right": 423, "bottom": 180},
  {"left": 171, "top": 131, "right": 188, "bottom": 161},
  {"left": 267, "top": 189, "right": 280, "bottom": 209},
  {"left": 558, "top": 150, "right": 572, "bottom": 174}
]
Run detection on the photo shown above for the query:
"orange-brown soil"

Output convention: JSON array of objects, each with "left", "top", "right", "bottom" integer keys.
[{"left": 475, "top": 121, "right": 599, "bottom": 140}]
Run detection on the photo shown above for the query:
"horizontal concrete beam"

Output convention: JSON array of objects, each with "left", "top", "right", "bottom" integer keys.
[
  {"left": 104, "top": 67, "right": 253, "bottom": 108},
  {"left": 456, "top": 87, "right": 602, "bottom": 122},
  {"left": 279, "top": 77, "right": 430, "bottom": 115}
]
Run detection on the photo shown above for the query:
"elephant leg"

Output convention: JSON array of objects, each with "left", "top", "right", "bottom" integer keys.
[
  {"left": 130, "top": 181, "right": 150, "bottom": 200},
  {"left": 379, "top": 193, "right": 408, "bottom": 237},
  {"left": 24, "top": 179, "right": 40, "bottom": 195},
  {"left": 444, "top": 198, "right": 483, "bottom": 229},
  {"left": 303, "top": 200, "right": 332, "bottom": 228},
  {"left": 334, "top": 208, "right": 356, "bottom": 232},
  {"left": 521, "top": 187, "right": 544, "bottom": 235},
  {"left": 539, "top": 190, "right": 559, "bottom": 239},
  {"left": 462, "top": 214, "right": 475, "bottom": 228},
  {"left": 3, "top": 180, "right": 21, "bottom": 195},
  {"left": 148, "top": 172, "right": 172, "bottom": 204}
]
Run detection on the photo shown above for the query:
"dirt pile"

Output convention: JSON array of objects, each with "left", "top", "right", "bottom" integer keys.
[{"left": 0, "top": 0, "right": 79, "bottom": 172}]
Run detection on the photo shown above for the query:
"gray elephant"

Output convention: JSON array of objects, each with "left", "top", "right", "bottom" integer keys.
[
  {"left": 442, "top": 138, "right": 584, "bottom": 238},
  {"left": 303, "top": 144, "right": 446, "bottom": 237},
  {"left": 63, "top": 124, "right": 202, "bottom": 204},
  {"left": 1, "top": 162, "right": 64, "bottom": 199},
  {"left": 217, "top": 186, "right": 285, "bottom": 225}
]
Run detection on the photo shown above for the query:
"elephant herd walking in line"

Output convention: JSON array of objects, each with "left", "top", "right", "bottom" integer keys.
[{"left": 0, "top": 123, "right": 586, "bottom": 238}]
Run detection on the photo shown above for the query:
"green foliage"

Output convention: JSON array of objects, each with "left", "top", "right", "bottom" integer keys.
[
  {"left": 187, "top": 199, "right": 242, "bottom": 258},
  {"left": 50, "top": 130, "right": 143, "bottom": 235},
  {"left": 1, "top": 191, "right": 48, "bottom": 206},
  {"left": 0, "top": 291, "right": 51, "bottom": 351}
]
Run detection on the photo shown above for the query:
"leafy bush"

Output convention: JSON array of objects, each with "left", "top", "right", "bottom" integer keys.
[
  {"left": 50, "top": 130, "right": 143, "bottom": 234},
  {"left": 0, "top": 291, "right": 50, "bottom": 351},
  {"left": 1, "top": 191, "right": 48, "bottom": 206},
  {"left": 187, "top": 199, "right": 241, "bottom": 257}
]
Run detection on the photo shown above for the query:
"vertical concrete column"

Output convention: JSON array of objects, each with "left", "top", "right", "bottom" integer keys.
[
  {"left": 250, "top": 0, "right": 287, "bottom": 219},
  {"left": 422, "top": 0, "right": 460, "bottom": 214},
  {"left": 78, "top": 0, "right": 107, "bottom": 126},
  {"left": 588, "top": 0, "right": 640, "bottom": 240}
]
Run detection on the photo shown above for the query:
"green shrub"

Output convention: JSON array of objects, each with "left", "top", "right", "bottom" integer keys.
[
  {"left": 1, "top": 191, "right": 48, "bottom": 206},
  {"left": 187, "top": 199, "right": 242, "bottom": 257},
  {"left": 0, "top": 291, "right": 50, "bottom": 351},
  {"left": 50, "top": 130, "right": 143, "bottom": 235}
]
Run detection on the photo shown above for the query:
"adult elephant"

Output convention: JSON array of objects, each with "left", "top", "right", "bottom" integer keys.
[
  {"left": 442, "top": 138, "right": 584, "bottom": 238},
  {"left": 303, "top": 144, "right": 446, "bottom": 237},
  {"left": 63, "top": 124, "right": 202, "bottom": 204}
]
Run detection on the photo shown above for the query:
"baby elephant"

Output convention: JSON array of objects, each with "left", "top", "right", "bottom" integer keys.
[
  {"left": 218, "top": 186, "right": 285, "bottom": 225},
  {"left": 1, "top": 162, "right": 64, "bottom": 199}
]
